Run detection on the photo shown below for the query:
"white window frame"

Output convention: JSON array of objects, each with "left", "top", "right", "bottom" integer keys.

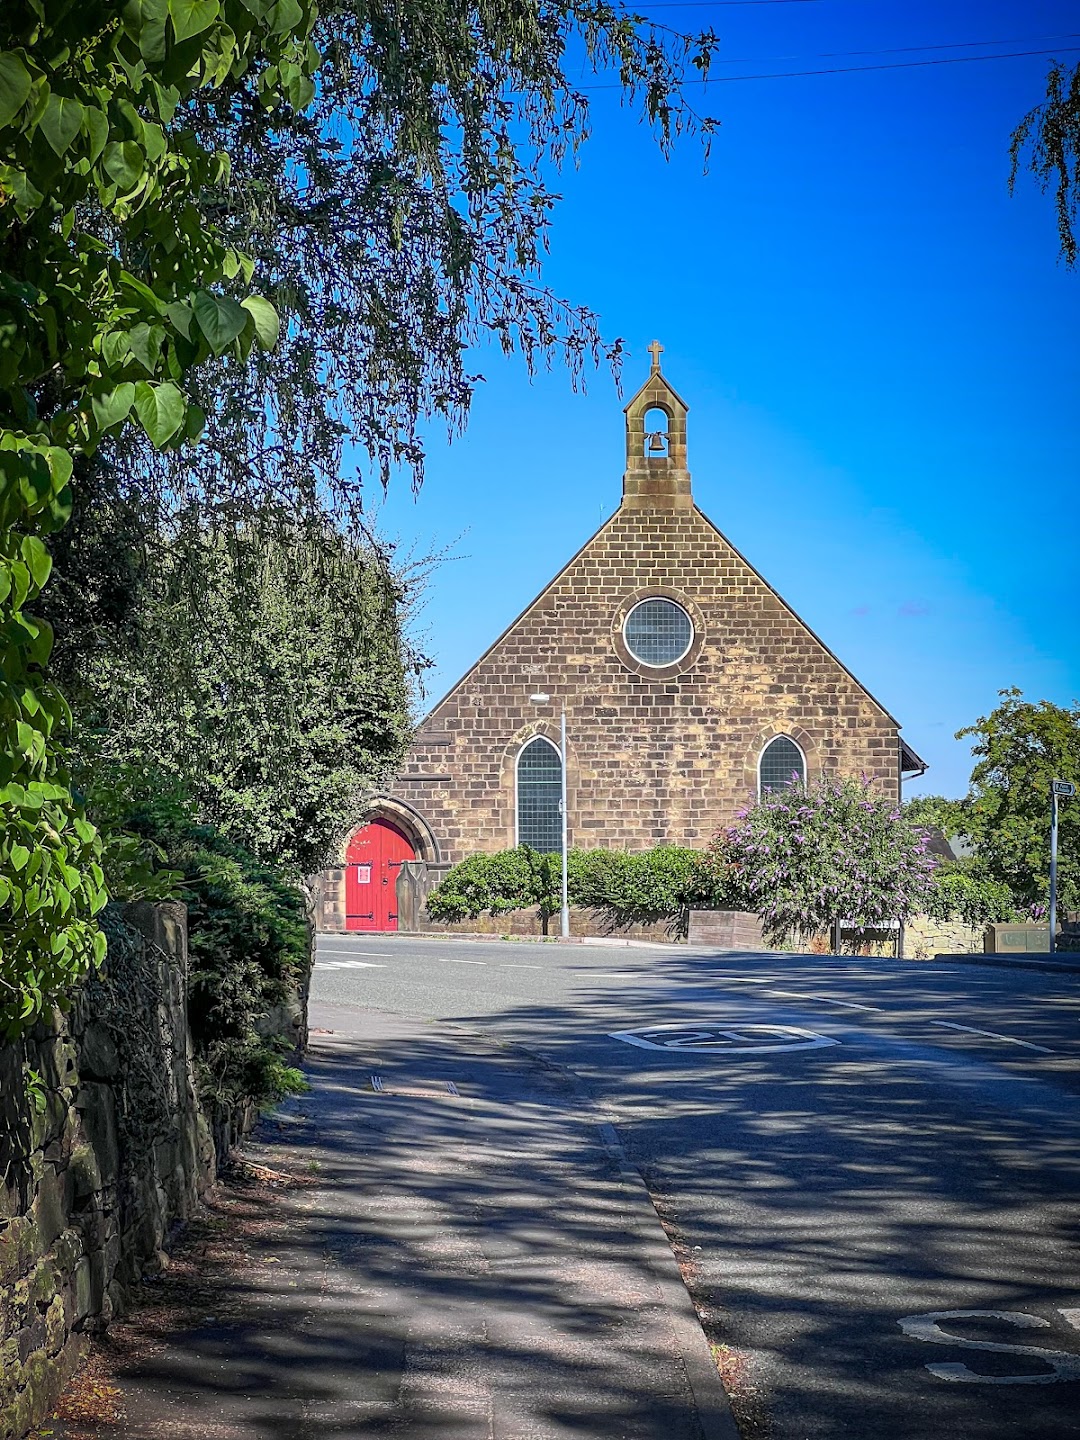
[
  {"left": 515, "top": 734, "right": 563, "bottom": 849},
  {"left": 757, "top": 735, "right": 807, "bottom": 799},
  {"left": 622, "top": 597, "right": 694, "bottom": 668}
]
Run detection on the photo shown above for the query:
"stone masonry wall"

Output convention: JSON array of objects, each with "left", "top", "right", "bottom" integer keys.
[
  {"left": 0, "top": 902, "right": 216, "bottom": 1440},
  {"left": 391, "top": 501, "right": 902, "bottom": 866},
  {"left": 903, "top": 914, "right": 984, "bottom": 959}
]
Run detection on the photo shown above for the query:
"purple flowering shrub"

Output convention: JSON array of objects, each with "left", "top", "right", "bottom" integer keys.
[{"left": 712, "top": 775, "right": 937, "bottom": 951}]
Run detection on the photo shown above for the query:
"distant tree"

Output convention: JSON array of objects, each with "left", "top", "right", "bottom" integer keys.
[
  {"left": 902, "top": 793, "right": 970, "bottom": 842},
  {"left": 956, "top": 689, "right": 1080, "bottom": 915},
  {"left": 1010, "top": 60, "right": 1080, "bottom": 266},
  {"left": 714, "top": 777, "right": 936, "bottom": 952}
]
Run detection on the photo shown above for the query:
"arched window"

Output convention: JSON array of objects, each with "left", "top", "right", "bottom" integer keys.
[
  {"left": 516, "top": 737, "right": 562, "bottom": 852},
  {"left": 758, "top": 735, "right": 806, "bottom": 796}
]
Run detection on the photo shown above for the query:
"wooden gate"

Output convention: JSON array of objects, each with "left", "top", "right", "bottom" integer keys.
[{"left": 344, "top": 819, "right": 415, "bottom": 931}]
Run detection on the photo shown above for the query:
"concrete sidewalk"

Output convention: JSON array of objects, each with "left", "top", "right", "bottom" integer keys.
[{"left": 47, "top": 1004, "right": 737, "bottom": 1440}]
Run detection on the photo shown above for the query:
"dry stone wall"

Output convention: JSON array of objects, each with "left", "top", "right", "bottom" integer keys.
[{"left": 1, "top": 903, "right": 216, "bottom": 1440}]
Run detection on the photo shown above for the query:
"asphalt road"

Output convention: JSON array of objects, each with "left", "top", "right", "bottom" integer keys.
[{"left": 310, "top": 934, "right": 1080, "bottom": 1440}]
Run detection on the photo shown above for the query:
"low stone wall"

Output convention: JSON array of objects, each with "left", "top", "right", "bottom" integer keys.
[
  {"left": 418, "top": 904, "right": 678, "bottom": 945},
  {"left": 1, "top": 902, "right": 216, "bottom": 1440},
  {"left": 903, "top": 915, "right": 984, "bottom": 960}
]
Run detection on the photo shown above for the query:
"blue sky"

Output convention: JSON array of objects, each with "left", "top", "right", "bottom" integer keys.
[{"left": 368, "top": 0, "right": 1080, "bottom": 800}]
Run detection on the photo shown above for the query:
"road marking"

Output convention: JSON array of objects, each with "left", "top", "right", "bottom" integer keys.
[
  {"left": 609, "top": 1023, "right": 840, "bottom": 1055},
  {"left": 314, "top": 960, "right": 388, "bottom": 969},
  {"left": 370, "top": 1074, "right": 385, "bottom": 1092},
  {"left": 766, "top": 990, "right": 880, "bottom": 1012},
  {"left": 931, "top": 1021, "right": 1053, "bottom": 1053},
  {"left": 500, "top": 963, "right": 543, "bottom": 970},
  {"left": 437, "top": 958, "right": 487, "bottom": 965},
  {"left": 316, "top": 948, "right": 395, "bottom": 958},
  {"left": 899, "top": 1310, "right": 1080, "bottom": 1383}
]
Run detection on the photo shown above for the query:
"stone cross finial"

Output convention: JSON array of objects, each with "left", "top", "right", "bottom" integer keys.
[{"left": 648, "top": 339, "right": 664, "bottom": 372}]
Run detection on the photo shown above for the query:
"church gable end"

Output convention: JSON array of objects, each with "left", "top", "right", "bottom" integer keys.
[{"left": 390, "top": 349, "right": 910, "bottom": 867}]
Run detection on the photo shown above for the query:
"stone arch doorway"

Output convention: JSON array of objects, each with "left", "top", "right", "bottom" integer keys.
[{"left": 344, "top": 818, "right": 416, "bottom": 931}]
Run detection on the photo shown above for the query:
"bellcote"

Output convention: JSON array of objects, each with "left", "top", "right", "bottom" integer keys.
[{"left": 621, "top": 341, "right": 692, "bottom": 510}]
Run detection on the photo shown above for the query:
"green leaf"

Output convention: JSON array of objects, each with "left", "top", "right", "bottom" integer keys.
[
  {"left": 193, "top": 290, "right": 249, "bottom": 355},
  {"left": 183, "top": 402, "right": 206, "bottom": 442},
  {"left": 103, "top": 140, "right": 145, "bottom": 191},
  {"left": 0, "top": 52, "right": 33, "bottom": 130},
  {"left": 241, "top": 295, "right": 279, "bottom": 350},
  {"left": 134, "top": 381, "right": 186, "bottom": 447},
  {"left": 39, "top": 94, "right": 84, "bottom": 156},
  {"left": 44, "top": 447, "right": 73, "bottom": 491},
  {"left": 91, "top": 382, "right": 136, "bottom": 432},
  {"left": 83, "top": 105, "right": 109, "bottom": 163},
  {"left": 0, "top": 161, "right": 44, "bottom": 214},
  {"left": 125, "top": 0, "right": 170, "bottom": 63},
  {"left": 9, "top": 844, "right": 30, "bottom": 872},
  {"left": 20, "top": 536, "right": 51, "bottom": 590},
  {"left": 168, "top": 0, "right": 221, "bottom": 42},
  {"left": 129, "top": 322, "right": 166, "bottom": 374},
  {"left": 265, "top": 0, "right": 303, "bottom": 35},
  {"left": 165, "top": 301, "right": 193, "bottom": 338}
]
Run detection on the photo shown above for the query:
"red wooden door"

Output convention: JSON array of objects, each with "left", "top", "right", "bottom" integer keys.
[{"left": 344, "top": 819, "right": 414, "bottom": 931}]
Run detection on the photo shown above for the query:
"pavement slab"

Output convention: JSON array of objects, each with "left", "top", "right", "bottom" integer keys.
[{"left": 44, "top": 1002, "right": 736, "bottom": 1440}]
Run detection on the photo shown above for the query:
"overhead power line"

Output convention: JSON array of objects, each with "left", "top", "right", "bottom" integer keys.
[
  {"left": 661, "top": 34, "right": 1080, "bottom": 67},
  {"left": 580, "top": 44, "right": 1080, "bottom": 87}
]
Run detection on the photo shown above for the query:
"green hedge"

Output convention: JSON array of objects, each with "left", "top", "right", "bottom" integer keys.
[{"left": 427, "top": 845, "right": 737, "bottom": 938}]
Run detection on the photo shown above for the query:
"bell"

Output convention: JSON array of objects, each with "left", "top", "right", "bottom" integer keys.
[{"left": 647, "top": 431, "right": 667, "bottom": 452}]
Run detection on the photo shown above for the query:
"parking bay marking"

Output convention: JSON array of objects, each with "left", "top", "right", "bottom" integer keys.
[
  {"left": 931, "top": 1020, "right": 1053, "bottom": 1054},
  {"left": 608, "top": 1023, "right": 840, "bottom": 1054},
  {"left": 899, "top": 1309, "right": 1080, "bottom": 1383}
]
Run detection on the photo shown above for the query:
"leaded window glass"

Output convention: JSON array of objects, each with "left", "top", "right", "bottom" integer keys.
[
  {"left": 759, "top": 736, "right": 805, "bottom": 796},
  {"left": 623, "top": 598, "right": 693, "bottom": 667},
  {"left": 517, "top": 737, "right": 562, "bottom": 852}
]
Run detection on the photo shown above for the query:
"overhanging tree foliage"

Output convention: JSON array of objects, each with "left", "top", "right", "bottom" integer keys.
[
  {"left": 1, "top": 0, "right": 320, "bottom": 1036},
  {"left": 132, "top": 0, "right": 721, "bottom": 518},
  {"left": 1011, "top": 60, "right": 1080, "bottom": 266}
]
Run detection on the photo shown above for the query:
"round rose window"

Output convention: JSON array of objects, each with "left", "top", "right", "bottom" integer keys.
[{"left": 622, "top": 598, "right": 694, "bottom": 667}]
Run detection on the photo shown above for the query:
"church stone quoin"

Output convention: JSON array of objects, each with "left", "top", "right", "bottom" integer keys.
[{"left": 322, "top": 345, "right": 926, "bottom": 933}]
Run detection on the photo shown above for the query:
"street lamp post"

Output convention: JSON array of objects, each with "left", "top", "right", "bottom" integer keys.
[{"left": 530, "top": 692, "right": 570, "bottom": 940}]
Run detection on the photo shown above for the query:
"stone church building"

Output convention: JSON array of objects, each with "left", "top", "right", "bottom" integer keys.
[{"left": 316, "top": 349, "right": 926, "bottom": 933}]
